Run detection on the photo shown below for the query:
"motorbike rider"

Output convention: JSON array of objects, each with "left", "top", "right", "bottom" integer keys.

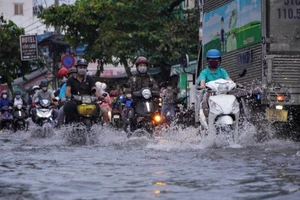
[
  {"left": 197, "top": 49, "right": 231, "bottom": 125},
  {"left": 56, "top": 67, "right": 77, "bottom": 126},
  {"left": 64, "top": 58, "right": 105, "bottom": 124},
  {"left": 11, "top": 91, "right": 27, "bottom": 108},
  {"left": 0, "top": 90, "right": 12, "bottom": 131},
  {"left": 123, "top": 56, "right": 159, "bottom": 127},
  {"left": 11, "top": 90, "right": 29, "bottom": 127},
  {"left": 31, "top": 80, "right": 58, "bottom": 124}
]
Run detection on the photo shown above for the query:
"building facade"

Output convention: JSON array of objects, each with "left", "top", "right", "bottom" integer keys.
[{"left": 0, "top": 0, "right": 50, "bottom": 34}]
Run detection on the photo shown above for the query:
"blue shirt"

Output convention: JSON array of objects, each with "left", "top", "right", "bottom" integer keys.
[
  {"left": 59, "top": 83, "right": 67, "bottom": 99},
  {"left": 120, "top": 96, "right": 133, "bottom": 108},
  {"left": 197, "top": 67, "right": 229, "bottom": 84}
]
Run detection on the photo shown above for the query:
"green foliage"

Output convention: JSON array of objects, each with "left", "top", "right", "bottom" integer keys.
[
  {"left": 0, "top": 20, "right": 27, "bottom": 89},
  {"left": 39, "top": 0, "right": 200, "bottom": 75}
]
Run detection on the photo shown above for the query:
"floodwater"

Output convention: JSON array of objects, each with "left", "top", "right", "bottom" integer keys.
[{"left": 0, "top": 123, "right": 300, "bottom": 200}]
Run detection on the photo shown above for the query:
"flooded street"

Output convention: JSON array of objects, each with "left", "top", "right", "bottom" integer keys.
[{"left": 0, "top": 124, "right": 300, "bottom": 200}]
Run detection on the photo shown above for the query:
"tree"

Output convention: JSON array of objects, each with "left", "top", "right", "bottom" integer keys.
[
  {"left": 0, "top": 20, "right": 29, "bottom": 93},
  {"left": 39, "top": 0, "right": 200, "bottom": 78}
]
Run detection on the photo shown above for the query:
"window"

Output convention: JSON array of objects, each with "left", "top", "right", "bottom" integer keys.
[{"left": 14, "top": 3, "right": 23, "bottom": 15}]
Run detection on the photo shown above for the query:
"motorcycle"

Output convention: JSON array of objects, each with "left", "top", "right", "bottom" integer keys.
[
  {"left": 35, "top": 99, "right": 56, "bottom": 127},
  {"left": 127, "top": 87, "right": 162, "bottom": 136},
  {"left": 66, "top": 94, "right": 99, "bottom": 145},
  {"left": 110, "top": 107, "right": 123, "bottom": 128},
  {"left": 0, "top": 105, "right": 14, "bottom": 131},
  {"left": 198, "top": 79, "right": 247, "bottom": 141},
  {"left": 12, "top": 103, "right": 28, "bottom": 132}
]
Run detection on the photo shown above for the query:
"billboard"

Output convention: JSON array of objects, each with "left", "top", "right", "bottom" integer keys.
[
  {"left": 20, "top": 35, "right": 39, "bottom": 61},
  {"left": 203, "top": 0, "right": 262, "bottom": 55}
]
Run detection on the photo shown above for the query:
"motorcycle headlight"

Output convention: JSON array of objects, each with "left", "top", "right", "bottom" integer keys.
[
  {"left": 16, "top": 104, "right": 22, "bottom": 110},
  {"left": 209, "top": 99, "right": 223, "bottom": 114},
  {"left": 142, "top": 89, "right": 152, "bottom": 99},
  {"left": 82, "top": 96, "right": 92, "bottom": 104},
  {"left": 45, "top": 111, "right": 52, "bottom": 118},
  {"left": 40, "top": 99, "right": 50, "bottom": 107},
  {"left": 218, "top": 83, "right": 229, "bottom": 94}
]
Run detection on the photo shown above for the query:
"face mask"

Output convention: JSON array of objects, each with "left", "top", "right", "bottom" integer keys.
[
  {"left": 78, "top": 69, "right": 87, "bottom": 76},
  {"left": 2, "top": 94, "right": 7, "bottom": 99},
  {"left": 42, "top": 87, "right": 47, "bottom": 91},
  {"left": 62, "top": 77, "right": 68, "bottom": 83},
  {"left": 16, "top": 95, "right": 21, "bottom": 99},
  {"left": 208, "top": 61, "right": 219, "bottom": 69},
  {"left": 167, "top": 86, "right": 172, "bottom": 90},
  {"left": 34, "top": 90, "right": 39, "bottom": 94},
  {"left": 138, "top": 66, "right": 147, "bottom": 73}
]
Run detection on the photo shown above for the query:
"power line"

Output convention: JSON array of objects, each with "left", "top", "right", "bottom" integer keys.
[
  {"left": 23, "top": 19, "right": 41, "bottom": 29},
  {"left": 25, "top": 24, "right": 45, "bottom": 33}
]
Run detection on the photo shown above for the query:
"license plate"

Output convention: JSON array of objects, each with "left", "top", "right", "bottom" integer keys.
[
  {"left": 113, "top": 115, "right": 120, "bottom": 119},
  {"left": 266, "top": 108, "right": 288, "bottom": 122}
]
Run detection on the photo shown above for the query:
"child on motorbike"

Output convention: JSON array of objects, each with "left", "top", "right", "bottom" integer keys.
[
  {"left": 160, "top": 82, "right": 177, "bottom": 123},
  {"left": 120, "top": 93, "right": 133, "bottom": 126}
]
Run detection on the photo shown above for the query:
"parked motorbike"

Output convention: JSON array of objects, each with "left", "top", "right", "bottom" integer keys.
[
  {"left": 127, "top": 87, "right": 162, "bottom": 136},
  {"left": 12, "top": 103, "right": 28, "bottom": 132},
  {"left": 0, "top": 105, "right": 14, "bottom": 131},
  {"left": 198, "top": 79, "right": 245, "bottom": 141}
]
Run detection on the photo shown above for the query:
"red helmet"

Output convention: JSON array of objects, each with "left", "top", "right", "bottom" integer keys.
[
  {"left": 110, "top": 90, "right": 119, "bottom": 97},
  {"left": 58, "top": 67, "right": 68, "bottom": 77},
  {"left": 135, "top": 56, "right": 149, "bottom": 67}
]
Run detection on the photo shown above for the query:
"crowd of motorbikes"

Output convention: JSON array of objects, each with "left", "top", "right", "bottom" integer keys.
[{"left": 1, "top": 78, "right": 260, "bottom": 144}]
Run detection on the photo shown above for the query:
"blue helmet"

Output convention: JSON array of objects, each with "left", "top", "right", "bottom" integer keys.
[
  {"left": 75, "top": 58, "right": 88, "bottom": 67},
  {"left": 206, "top": 49, "right": 221, "bottom": 59}
]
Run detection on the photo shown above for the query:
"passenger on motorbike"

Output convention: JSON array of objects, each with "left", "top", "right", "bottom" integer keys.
[
  {"left": 56, "top": 67, "right": 77, "bottom": 126},
  {"left": 98, "top": 83, "right": 112, "bottom": 123},
  {"left": 31, "top": 80, "right": 58, "bottom": 124},
  {"left": 160, "top": 82, "right": 177, "bottom": 123},
  {"left": 64, "top": 58, "right": 105, "bottom": 124},
  {"left": 197, "top": 49, "right": 231, "bottom": 118}
]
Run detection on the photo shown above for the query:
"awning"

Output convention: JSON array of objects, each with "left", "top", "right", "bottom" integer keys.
[{"left": 170, "top": 60, "right": 197, "bottom": 76}]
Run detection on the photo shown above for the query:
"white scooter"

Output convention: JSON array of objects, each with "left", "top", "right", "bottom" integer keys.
[{"left": 199, "top": 79, "right": 240, "bottom": 141}]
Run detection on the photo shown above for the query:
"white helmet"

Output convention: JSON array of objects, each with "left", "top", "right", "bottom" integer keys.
[
  {"left": 101, "top": 83, "right": 107, "bottom": 90},
  {"left": 32, "top": 85, "right": 40, "bottom": 91},
  {"left": 95, "top": 81, "right": 102, "bottom": 89}
]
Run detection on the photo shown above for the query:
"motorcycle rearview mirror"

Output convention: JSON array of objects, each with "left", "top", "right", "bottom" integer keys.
[
  {"left": 239, "top": 69, "right": 247, "bottom": 77},
  {"left": 122, "top": 83, "right": 129, "bottom": 88},
  {"left": 180, "top": 54, "right": 189, "bottom": 68}
]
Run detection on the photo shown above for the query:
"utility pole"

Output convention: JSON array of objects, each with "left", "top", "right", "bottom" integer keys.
[{"left": 53, "top": 0, "right": 60, "bottom": 89}]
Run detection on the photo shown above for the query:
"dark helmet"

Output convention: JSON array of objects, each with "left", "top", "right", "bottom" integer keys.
[
  {"left": 15, "top": 90, "right": 21, "bottom": 95},
  {"left": 58, "top": 67, "right": 68, "bottom": 77},
  {"left": 135, "top": 56, "right": 149, "bottom": 67},
  {"left": 75, "top": 58, "right": 88, "bottom": 67},
  {"left": 68, "top": 67, "right": 77, "bottom": 75},
  {"left": 206, "top": 49, "right": 221, "bottom": 59},
  {"left": 1, "top": 90, "right": 7, "bottom": 95},
  {"left": 40, "top": 80, "right": 48, "bottom": 88}
]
